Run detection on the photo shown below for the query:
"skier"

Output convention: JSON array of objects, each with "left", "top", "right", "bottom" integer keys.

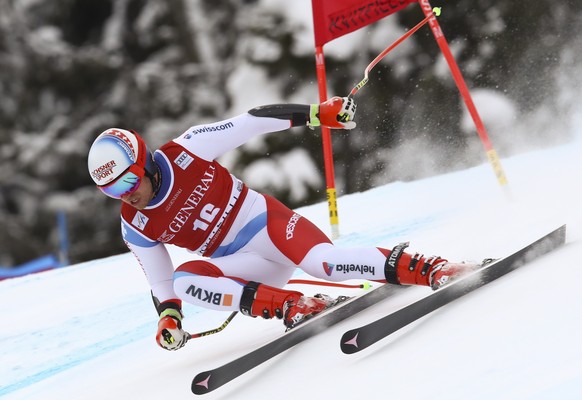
[{"left": 87, "top": 96, "right": 479, "bottom": 351}]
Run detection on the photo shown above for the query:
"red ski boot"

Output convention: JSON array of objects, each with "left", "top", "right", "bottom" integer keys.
[
  {"left": 383, "top": 242, "right": 482, "bottom": 290},
  {"left": 239, "top": 282, "right": 333, "bottom": 328},
  {"left": 284, "top": 293, "right": 335, "bottom": 329},
  {"left": 428, "top": 261, "right": 481, "bottom": 290}
]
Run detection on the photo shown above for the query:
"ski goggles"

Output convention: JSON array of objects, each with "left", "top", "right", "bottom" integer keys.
[{"left": 97, "top": 164, "right": 144, "bottom": 199}]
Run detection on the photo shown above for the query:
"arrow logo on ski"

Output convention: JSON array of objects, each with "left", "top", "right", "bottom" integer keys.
[
  {"left": 195, "top": 374, "right": 211, "bottom": 389},
  {"left": 343, "top": 332, "right": 359, "bottom": 348},
  {"left": 192, "top": 373, "right": 213, "bottom": 394},
  {"left": 341, "top": 329, "right": 365, "bottom": 354}
]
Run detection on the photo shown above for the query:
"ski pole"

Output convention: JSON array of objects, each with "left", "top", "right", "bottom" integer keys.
[
  {"left": 288, "top": 278, "right": 373, "bottom": 290},
  {"left": 348, "top": 7, "right": 441, "bottom": 98},
  {"left": 187, "top": 311, "right": 238, "bottom": 340}
]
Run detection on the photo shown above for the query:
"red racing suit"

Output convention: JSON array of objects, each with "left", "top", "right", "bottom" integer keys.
[{"left": 121, "top": 112, "right": 390, "bottom": 313}]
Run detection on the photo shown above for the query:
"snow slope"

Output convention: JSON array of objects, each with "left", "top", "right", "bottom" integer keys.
[{"left": 1, "top": 137, "right": 582, "bottom": 400}]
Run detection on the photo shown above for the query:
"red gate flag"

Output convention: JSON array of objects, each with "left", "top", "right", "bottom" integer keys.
[{"left": 312, "top": 0, "right": 418, "bottom": 47}]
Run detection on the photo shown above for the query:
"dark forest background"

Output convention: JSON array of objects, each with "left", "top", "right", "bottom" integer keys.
[{"left": 1, "top": 0, "right": 580, "bottom": 267}]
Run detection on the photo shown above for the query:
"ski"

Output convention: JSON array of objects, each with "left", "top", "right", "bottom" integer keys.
[
  {"left": 191, "top": 283, "right": 404, "bottom": 395},
  {"left": 340, "top": 224, "right": 567, "bottom": 354}
]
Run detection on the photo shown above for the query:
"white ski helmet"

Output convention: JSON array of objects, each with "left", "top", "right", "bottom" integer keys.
[{"left": 87, "top": 128, "right": 157, "bottom": 198}]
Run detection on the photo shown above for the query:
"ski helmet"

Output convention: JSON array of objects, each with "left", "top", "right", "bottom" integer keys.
[{"left": 88, "top": 128, "right": 157, "bottom": 199}]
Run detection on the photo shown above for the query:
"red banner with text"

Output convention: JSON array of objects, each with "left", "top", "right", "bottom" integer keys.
[{"left": 312, "top": 0, "right": 417, "bottom": 47}]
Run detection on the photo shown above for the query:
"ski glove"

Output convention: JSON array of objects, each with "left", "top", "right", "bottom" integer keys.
[
  {"left": 156, "top": 307, "right": 189, "bottom": 351},
  {"left": 309, "top": 96, "right": 357, "bottom": 130}
]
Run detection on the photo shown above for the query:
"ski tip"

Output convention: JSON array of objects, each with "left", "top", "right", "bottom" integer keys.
[
  {"left": 192, "top": 372, "right": 213, "bottom": 395},
  {"left": 340, "top": 330, "right": 361, "bottom": 354}
]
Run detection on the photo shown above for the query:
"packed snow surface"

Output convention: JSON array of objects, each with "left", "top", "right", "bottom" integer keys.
[{"left": 1, "top": 137, "right": 581, "bottom": 399}]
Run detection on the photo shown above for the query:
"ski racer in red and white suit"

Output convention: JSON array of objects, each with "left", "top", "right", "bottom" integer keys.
[{"left": 88, "top": 97, "right": 479, "bottom": 350}]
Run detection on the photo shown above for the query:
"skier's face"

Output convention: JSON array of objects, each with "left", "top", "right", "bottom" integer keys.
[{"left": 120, "top": 174, "right": 154, "bottom": 210}]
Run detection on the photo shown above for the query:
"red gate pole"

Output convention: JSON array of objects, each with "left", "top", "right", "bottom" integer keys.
[
  {"left": 315, "top": 45, "right": 340, "bottom": 239},
  {"left": 418, "top": 0, "right": 509, "bottom": 190}
]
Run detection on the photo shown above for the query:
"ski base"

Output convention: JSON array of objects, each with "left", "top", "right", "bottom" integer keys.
[{"left": 340, "top": 225, "right": 567, "bottom": 354}]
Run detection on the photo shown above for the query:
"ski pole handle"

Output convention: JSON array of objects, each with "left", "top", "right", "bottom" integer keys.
[{"left": 348, "top": 7, "right": 441, "bottom": 99}]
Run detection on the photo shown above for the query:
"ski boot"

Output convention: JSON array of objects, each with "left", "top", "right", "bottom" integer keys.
[
  {"left": 429, "top": 258, "right": 496, "bottom": 290},
  {"left": 427, "top": 261, "right": 481, "bottom": 290},
  {"left": 239, "top": 281, "right": 335, "bottom": 329},
  {"left": 284, "top": 293, "right": 338, "bottom": 329},
  {"left": 383, "top": 242, "right": 484, "bottom": 290}
]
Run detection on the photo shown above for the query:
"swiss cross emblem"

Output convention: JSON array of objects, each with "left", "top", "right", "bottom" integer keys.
[{"left": 106, "top": 129, "right": 136, "bottom": 154}]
